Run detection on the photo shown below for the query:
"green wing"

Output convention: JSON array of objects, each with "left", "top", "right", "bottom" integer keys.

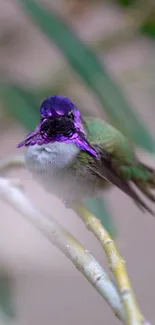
[
  {"left": 84, "top": 117, "right": 136, "bottom": 164},
  {"left": 84, "top": 117, "right": 152, "bottom": 181}
]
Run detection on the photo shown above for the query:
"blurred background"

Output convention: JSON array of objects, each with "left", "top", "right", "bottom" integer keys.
[{"left": 0, "top": 0, "right": 155, "bottom": 324}]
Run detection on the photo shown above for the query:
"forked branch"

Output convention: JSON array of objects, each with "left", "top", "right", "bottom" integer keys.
[{"left": 0, "top": 156, "right": 151, "bottom": 325}]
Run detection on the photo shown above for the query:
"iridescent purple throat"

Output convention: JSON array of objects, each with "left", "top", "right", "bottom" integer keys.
[{"left": 17, "top": 123, "right": 99, "bottom": 158}]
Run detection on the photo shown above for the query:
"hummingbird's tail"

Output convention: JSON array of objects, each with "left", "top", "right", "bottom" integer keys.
[
  {"left": 133, "top": 162, "right": 155, "bottom": 205},
  {"left": 119, "top": 181, "right": 155, "bottom": 217},
  {"left": 88, "top": 147, "right": 155, "bottom": 216}
]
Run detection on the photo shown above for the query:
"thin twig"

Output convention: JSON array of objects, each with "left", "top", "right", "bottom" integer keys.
[
  {"left": 0, "top": 177, "right": 125, "bottom": 322},
  {"left": 0, "top": 155, "right": 25, "bottom": 173},
  {"left": 73, "top": 203, "right": 149, "bottom": 325}
]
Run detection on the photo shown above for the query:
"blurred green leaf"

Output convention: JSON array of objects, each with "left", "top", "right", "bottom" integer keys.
[
  {"left": 0, "top": 82, "right": 39, "bottom": 130},
  {"left": 140, "top": 12, "right": 155, "bottom": 39},
  {"left": 0, "top": 275, "right": 15, "bottom": 318},
  {"left": 18, "top": 0, "right": 155, "bottom": 153},
  {"left": 116, "top": 0, "right": 135, "bottom": 6},
  {"left": 85, "top": 197, "right": 117, "bottom": 238}
]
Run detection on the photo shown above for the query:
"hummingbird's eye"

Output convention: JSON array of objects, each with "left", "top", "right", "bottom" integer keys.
[{"left": 68, "top": 111, "right": 74, "bottom": 120}]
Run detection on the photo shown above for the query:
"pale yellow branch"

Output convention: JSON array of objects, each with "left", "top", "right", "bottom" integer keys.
[{"left": 73, "top": 203, "right": 147, "bottom": 325}]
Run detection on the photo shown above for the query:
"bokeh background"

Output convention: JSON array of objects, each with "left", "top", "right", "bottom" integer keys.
[{"left": 0, "top": 0, "right": 155, "bottom": 324}]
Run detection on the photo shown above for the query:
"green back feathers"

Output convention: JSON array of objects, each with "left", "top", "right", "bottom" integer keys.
[{"left": 84, "top": 117, "right": 135, "bottom": 163}]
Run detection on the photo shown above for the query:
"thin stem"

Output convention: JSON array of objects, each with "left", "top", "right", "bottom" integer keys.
[
  {"left": 73, "top": 203, "right": 148, "bottom": 325},
  {"left": 0, "top": 155, "right": 25, "bottom": 173}
]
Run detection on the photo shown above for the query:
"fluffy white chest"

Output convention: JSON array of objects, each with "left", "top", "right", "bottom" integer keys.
[
  {"left": 25, "top": 141, "right": 103, "bottom": 202},
  {"left": 25, "top": 142, "right": 81, "bottom": 201},
  {"left": 25, "top": 141, "right": 80, "bottom": 171}
]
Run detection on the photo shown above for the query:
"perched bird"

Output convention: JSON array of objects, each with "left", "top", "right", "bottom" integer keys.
[{"left": 18, "top": 95, "right": 155, "bottom": 216}]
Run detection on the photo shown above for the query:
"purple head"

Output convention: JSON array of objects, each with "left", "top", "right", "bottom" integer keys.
[
  {"left": 40, "top": 96, "right": 79, "bottom": 118},
  {"left": 17, "top": 96, "right": 99, "bottom": 157}
]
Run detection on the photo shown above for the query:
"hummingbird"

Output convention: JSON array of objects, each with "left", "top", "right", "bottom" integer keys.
[{"left": 17, "top": 95, "right": 155, "bottom": 216}]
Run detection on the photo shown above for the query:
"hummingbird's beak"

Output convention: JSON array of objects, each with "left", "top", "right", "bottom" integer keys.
[{"left": 17, "top": 125, "right": 40, "bottom": 148}]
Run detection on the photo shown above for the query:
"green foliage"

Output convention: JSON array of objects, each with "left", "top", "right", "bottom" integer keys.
[
  {"left": 141, "top": 13, "right": 155, "bottom": 39},
  {"left": 18, "top": 0, "right": 155, "bottom": 153},
  {"left": 0, "top": 82, "right": 39, "bottom": 130},
  {"left": 0, "top": 275, "right": 15, "bottom": 318},
  {"left": 116, "top": 0, "right": 135, "bottom": 6}
]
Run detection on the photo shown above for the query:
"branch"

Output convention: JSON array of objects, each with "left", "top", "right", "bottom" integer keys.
[
  {"left": 73, "top": 203, "right": 149, "bottom": 325},
  {"left": 0, "top": 176, "right": 125, "bottom": 322},
  {"left": 0, "top": 155, "right": 25, "bottom": 173},
  {"left": 0, "top": 156, "right": 151, "bottom": 325}
]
